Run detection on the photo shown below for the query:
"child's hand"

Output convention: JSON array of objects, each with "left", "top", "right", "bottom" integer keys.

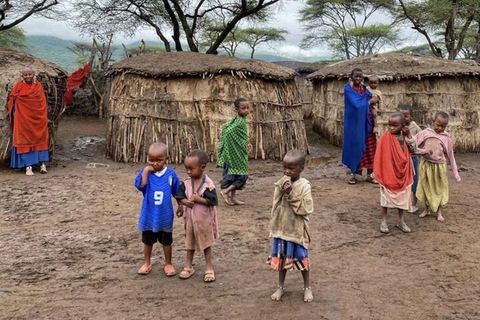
[
  {"left": 402, "top": 125, "right": 410, "bottom": 137},
  {"left": 176, "top": 207, "right": 184, "bottom": 217},
  {"left": 181, "top": 199, "right": 194, "bottom": 208},
  {"left": 370, "top": 96, "right": 379, "bottom": 104},
  {"left": 145, "top": 165, "right": 155, "bottom": 172},
  {"left": 373, "top": 127, "right": 378, "bottom": 134},
  {"left": 282, "top": 180, "right": 292, "bottom": 194},
  {"left": 190, "top": 193, "right": 202, "bottom": 203}
]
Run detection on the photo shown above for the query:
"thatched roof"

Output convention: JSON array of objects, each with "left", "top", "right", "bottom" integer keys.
[
  {"left": 0, "top": 48, "right": 67, "bottom": 78},
  {"left": 107, "top": 52, "right": 297, "bottom": 81},
  {"left": 307, "top": 53, "right": 480, "bottom": 81},
  {"left": 272, "top": 61, "right": 324, "bottom": 74}
]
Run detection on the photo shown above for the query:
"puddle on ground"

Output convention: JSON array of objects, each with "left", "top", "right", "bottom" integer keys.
[{"left": 72, "top": 136, "right": 106, "bottom": 151}]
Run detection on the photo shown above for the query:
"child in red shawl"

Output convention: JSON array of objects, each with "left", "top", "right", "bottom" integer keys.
[{"left": 374, "top": 113, "right": 423, "bottom": 234}]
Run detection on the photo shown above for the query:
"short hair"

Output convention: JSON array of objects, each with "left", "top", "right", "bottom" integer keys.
[
  {"left": 284, "top": 149, "right": 306, "bottom": 166},
  {"left": 368, "top": 75, "right": 379, "bottom": 81},
  {"left": 234, "top": 98, "right": 247, "bottom": 110},
  {"left": 186, "top": 149, "right": 209, "bottom": 165},
  {"left": 434, "top": 111, "right": 449, "bottom": 121},
  {"left": 351, "top": 68, "right": 363, "bottom": 75},
  {"left": 22, "top": 67, "right": 34, "bottom": 74},
  {"left": 390, "top": 112, "right": 405, "bottom": 123},
  {"left": 148, "top": 142, "right": 168, "bottom": 155},
  {"left": 399, "top": 104, "right": 414, "bottom": 115}
]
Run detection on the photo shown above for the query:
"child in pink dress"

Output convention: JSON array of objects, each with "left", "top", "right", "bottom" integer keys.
[{"left": 175, "top": 149, "right": 219, "bottom": 282}]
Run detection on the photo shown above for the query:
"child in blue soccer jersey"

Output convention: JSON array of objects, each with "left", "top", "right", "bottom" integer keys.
[{"left": 135, "top": 142, "right": 183, "bottom": 276}]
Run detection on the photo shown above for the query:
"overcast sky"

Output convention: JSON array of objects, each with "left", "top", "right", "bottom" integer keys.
[{"left": 20, "top": 1, "right": 424, "bottom": 60}]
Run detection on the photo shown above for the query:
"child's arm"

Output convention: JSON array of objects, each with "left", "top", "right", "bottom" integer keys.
[
  {"left": 286, "top": 182, "right": 314, "bottom": 216},
  {"left": 446, "top": 140, "right": 461, "bottom": 182},
  {"left": 173, "top": 181, "right": 191, "bottom": 212},
  {"left": 134, "top": 167, "right": 154, "bottom": 193},
  {"left": 372, "top": 108, "right": 378, "bottom": 134},
  {"left": 190, "top": 194, "right": 209, "bottom": 206},
  {"left": 139, "top": 165, "right": 154, "bottom": 188},
  {"left": 198, "top": 188, "right": 218, "bottom": 207}
]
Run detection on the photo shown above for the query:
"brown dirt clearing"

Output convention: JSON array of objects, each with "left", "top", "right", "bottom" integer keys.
[{"left": 1, "top": 117, "right": 479, "bottom": 320}]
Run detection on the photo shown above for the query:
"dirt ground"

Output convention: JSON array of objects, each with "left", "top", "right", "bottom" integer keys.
[{"left": 1, "top": 117, "right": 479, "bottom": 320}]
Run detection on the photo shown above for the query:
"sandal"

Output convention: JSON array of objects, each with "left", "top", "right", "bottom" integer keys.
[
  {"left": 164, "top": 264, "right": 176, "bottom": 277},
  {"left": 348, "top": 175, "right": 357, "bottom": 185},
  {"left": 366, "top": 174, "right": 378, "bottom": 184},
  {"left": 380, "top": 221, "right": 389, "bottom": 234},
  {"left": 179, "top": 267, "right": 195, "bottom": 279},
  {"left": 137, "top": 264, "right": 152, "bottom": 275},
  {"left": 204, "top": 270, "right": 215, "bottom": 282},
  {"left": 396, "top": 223, "right": 411, "bottom": 233}
]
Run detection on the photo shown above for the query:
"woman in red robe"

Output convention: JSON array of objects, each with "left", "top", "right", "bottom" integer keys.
[{"left": 7, "top": 67, "right": 49, "bottom": 176}]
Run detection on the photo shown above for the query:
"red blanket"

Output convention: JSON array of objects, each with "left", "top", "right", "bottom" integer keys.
[
  {"left": 373, "top": 132, "right": 413, "bottom": 193},
  {"left": 64, "top": 64, "right": 91, "bottom": 105},
  {"left": 7, "top": 81, "right": 49, "bottom": 154}
]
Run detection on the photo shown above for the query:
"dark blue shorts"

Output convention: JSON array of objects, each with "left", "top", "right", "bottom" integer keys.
[{"left": 142, "top": 231, "right": 173, "bottom": 246}]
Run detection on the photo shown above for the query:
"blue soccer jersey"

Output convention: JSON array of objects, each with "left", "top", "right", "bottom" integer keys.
[{"left": 135, "top": 167, "right": 181, "bottom": 232}]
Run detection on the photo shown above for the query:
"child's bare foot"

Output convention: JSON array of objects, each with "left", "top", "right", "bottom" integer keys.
[
  {"left": 220, "top": 191, "right": 233, "bottom": 205},
  {"left": 137, "top": 263, "right": 152, "bottom": 275},
  {"left": 419, "top": 209, "right": 430, "bottom": 218},
  {"left": 271, "top": 286, "right": 285, "bottom": 301},
  {"left": 437, "top": 211, "right": 445, "bottom": 222},
  {"left": 303, "top": 287, "right": 314, "bottom": 303},
  {"left": 232, "top": 198, "right": 245, "bottom": 205}
]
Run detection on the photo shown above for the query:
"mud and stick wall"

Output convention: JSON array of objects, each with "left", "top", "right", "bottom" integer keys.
[
  {"left": 311, "top": 77, "right": 480, "bottom": 152},
  {"left": 107, "top": 73, "right": 308, "bottom": 163}
]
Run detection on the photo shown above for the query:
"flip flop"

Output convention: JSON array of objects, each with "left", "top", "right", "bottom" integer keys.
[
  {"left": 204, "top": 270, "right": 215, "bottom": 282},
  {"left": 137, "top": 264, "right": 152, "bottom": 275},
  {"left": 380, "top": 222, "right": 389, "bottom": 234},
  {"left": 179, "top": 267, "right": 195, "bottom": 279},
  {"left": 396, "top": 223, "right": 411, "bottom": 233},
  {"left": 164, "top": 264, "right": 176, "bottom": 277}
]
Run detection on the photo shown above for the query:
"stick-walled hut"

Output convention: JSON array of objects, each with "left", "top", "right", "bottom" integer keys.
[
  {"left": 307, "top": 53, "right": 480, "bottom": 151},
  {"left": 0, "top": 48, "right": 67, "bottom": 162},
  {"left": 273, "top": 61, "right": 323, "bottom": 119},
  {"left": 106, "top": 52, "right": 308, "bottom": 163}
]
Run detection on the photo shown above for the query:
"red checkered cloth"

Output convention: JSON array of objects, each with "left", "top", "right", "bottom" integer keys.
[{"left": 357, "top": 105, "right": 377, "bottom": 171}]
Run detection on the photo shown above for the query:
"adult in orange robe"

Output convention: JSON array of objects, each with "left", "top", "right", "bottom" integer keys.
[{"left": 7, "top": 67, "right": 49, "bottom": 176}]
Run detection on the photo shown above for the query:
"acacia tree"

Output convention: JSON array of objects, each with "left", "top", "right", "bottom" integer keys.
[
  {"left": 0, "top": 25, "right": 27, "bottom": 49},
  {"left": 0, "top": 0, "right": 60, "bottom": 31},
  {"left": 393, "top": 0, "right": 479, "bottom": 60},
  {"left": 300, "top": 0, "right": 400, "bottom": 59},
  {"left": 244, "top": 27, "right": 287, "bottom": 58},
  {"left": 71, "top": 0, "right": 281, "bottom": 54}
]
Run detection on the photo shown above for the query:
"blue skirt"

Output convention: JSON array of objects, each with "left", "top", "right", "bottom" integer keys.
[
  {"left": 11, "top": 147, "right": 49, "bottom": 169},
  {"left": 269, "top": 238, "right": 310, "bottom": 271},
  {"left": 412, "top": 156, "right": 419, "bottom": 193}
]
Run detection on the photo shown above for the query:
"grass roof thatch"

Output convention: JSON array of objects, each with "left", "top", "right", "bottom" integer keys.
[
  {"left": 0, "top": 48, "right": 67, "bottom": 77},
  {"left": 307, "top": 53, "right": 480, "bottom": 81},
  {"left": 107, "top": 51, "right": 297, "bottom": 81},
  {"left": 272, "top": 61, "right": 325, "bottom": 74}
]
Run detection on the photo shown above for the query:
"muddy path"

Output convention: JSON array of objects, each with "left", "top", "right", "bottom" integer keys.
[{"left": 0, "top": 117, "right": 479, "bottom": 320}]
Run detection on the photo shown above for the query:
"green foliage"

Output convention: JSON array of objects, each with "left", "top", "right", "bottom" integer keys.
[
  {"left": 300, "top": 0, "right": 400, "bottom": 59},
  {"left": 0, "top": 26, "right": 28, "bottom": 49},
  {"left": 243, "top": 27, "right": 288, "bottom": 58},
  {"left": 391, "top": 43, "right": 437, "bottom": 56},
  {"left": 391, "top": 0, "right": 479, "bottom": 59}
]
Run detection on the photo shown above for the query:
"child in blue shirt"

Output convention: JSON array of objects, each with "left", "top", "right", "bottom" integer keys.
[{"left": 135, "top": 142, "right": 182, "bottom": 276}]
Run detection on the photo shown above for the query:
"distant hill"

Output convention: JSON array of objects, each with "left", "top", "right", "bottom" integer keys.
[
  {"left": 25, "top": 36, "right": 76, "bottom": 71},
  {"left": 23, "top": 35, "right": 325, "bottom": 73}
]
